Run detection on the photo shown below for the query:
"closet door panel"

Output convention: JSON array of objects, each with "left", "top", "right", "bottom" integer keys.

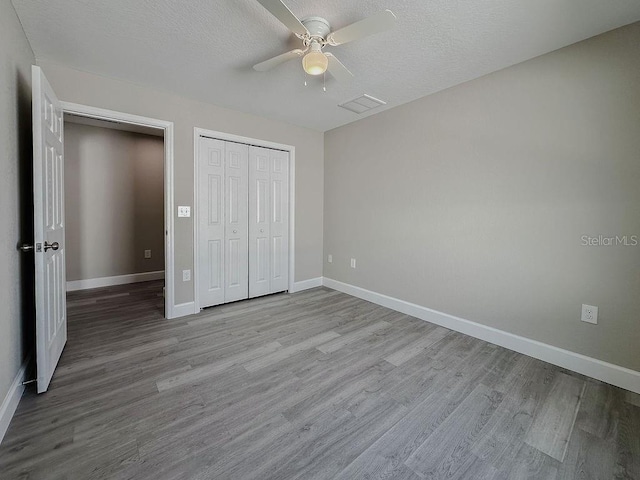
[
  {"left": 270, "top": 150, "right": 289, "bottom": 293},
  {"left": 224, "top": 142, "right": 249, "bottom": 303},
  {"left": 249, "top": 146, "right": 271, "bottom": 298},
  {"left": 200, "top": 137, "right": 289, "bottom": 308},
  {"left": 198, "top": 138, "right": 225, "bottom": 307}
]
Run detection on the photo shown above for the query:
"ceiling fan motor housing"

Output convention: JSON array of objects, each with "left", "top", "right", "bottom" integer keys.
[{"left": 301, "top": 16, "right": 331, "bottom": 40}]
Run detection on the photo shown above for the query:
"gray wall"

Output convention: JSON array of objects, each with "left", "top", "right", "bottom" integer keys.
[
  {"left": 324, "top": 23, "right": 640, "bottom": 371},
  {"left": 0, "top": 0, "right": 36, "bottom": 404},
  {"left": 64, "top": 123, "right": 164, "bottom": 281},
  {"left": 38, "top": 60, "right": 325, "bottom": 305}
]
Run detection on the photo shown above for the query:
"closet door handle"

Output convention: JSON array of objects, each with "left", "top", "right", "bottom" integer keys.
[
  {"left": 233, "top": 230, "right": 238, "bottom": 234},
  {"left": 260, "top": 229, "right": 264, "bottom": 233}
]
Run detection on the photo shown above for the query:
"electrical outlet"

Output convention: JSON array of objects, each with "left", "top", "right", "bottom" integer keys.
[
  {"left": 182, "top": 269, "right": 191, "bottom": 282},
  {"left": 581, "top": 304, "right": 598, "bottom": 324},
  {"left": 327, "top": 254, "right": 333, "bottom": 263},
  {"left": 177, "top": 206, "right": 191, "bottom": 218},
  {"left": 350, "top": 258, "right": 356, "bottom": 268},
  {"left": 144, "top": 249, "right": 152, "bottom": 259}
]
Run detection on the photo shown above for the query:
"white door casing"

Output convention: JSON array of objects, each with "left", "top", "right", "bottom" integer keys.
[
  {"left": 32, "top": 66, "right": 67, "bottom": 393},
  {"left": 224, "top": 142, "right": 249, "bottom": 303}
]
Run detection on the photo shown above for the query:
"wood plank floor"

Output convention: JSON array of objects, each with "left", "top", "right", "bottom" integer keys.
[{"left": 1, "top": 280, "right": 639, "bottom": 479}]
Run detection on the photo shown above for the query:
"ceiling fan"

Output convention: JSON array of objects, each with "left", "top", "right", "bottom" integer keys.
[{"left": 253, "top": 0, "right": 396, "bottom": 81}]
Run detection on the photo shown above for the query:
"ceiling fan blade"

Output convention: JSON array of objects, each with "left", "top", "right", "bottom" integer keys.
[
  {"left": 327, "top": 10, "right": 396, "bottom": 46},
  {"left": 256, "top": 0, "right": 309, "bottom": 37},
  {"left": 253, "top": 49, "right": 305, "bottom": 72},
  {"left": 325, "top": 53, "right": 353, "bottom": 82}
]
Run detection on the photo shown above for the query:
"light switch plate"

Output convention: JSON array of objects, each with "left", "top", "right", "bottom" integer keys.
[{"left": 178, "top": 206, "right": 191, "bottom": 218}]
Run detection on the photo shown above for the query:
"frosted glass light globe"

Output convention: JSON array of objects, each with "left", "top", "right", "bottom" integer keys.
[{"left": 303, "top": 46, "right": 328, "bottom": 75}]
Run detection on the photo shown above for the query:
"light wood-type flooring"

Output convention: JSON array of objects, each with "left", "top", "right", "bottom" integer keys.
[{"left": 1, "top": 280, "right": 639, "bottom": 479}]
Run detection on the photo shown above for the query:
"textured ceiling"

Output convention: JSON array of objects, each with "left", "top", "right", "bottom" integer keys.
[{"left": 12, "top": 0, "right": 640, "bottom": 131}]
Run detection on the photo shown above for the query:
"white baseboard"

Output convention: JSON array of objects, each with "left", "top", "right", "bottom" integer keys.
[
  {"left": 171, "top": 301, "right": 196, "bottom": 319},
  {"left": 290, "top": 277, "right": 323, "bottom": 293},
  {"left": 0, "top": 357, "right": 30, "bottom": 445},
  {"left": 66, "top": 271, "right": 165, "bottom": 291},
  {"left": 322, "top": 277, "right": 640, "bottom": 395}
]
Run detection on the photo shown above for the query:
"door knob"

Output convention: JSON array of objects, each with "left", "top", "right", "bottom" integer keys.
[
  {"left": 233, "top": 230, "right": 238, "bottom": 234},
  {"left": 260, "top": 229, "right": 264, "bottom": 233},
  {"left": 44, "top": 241, "right": 59, "bottom": 252}
]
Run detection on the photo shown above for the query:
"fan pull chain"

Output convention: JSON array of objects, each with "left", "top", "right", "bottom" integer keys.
[{"left": 323, "top": 72, "right": 326, "bottom": 92}]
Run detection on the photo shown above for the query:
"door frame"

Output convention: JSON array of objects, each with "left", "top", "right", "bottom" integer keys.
[
  {"left": 60, "top": 102, "right": 177, "bottom": 319},
  {"left": 193, "top": 127, "right": 296, "bottom": 312}
]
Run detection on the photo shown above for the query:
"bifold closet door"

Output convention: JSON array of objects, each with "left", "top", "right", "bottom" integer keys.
[
  {"left": 198, "top": 138, "right": 248, "bottom": 308},
  {"left": 249, "top": 146, "right": 289, "bottom": 298},
  {"left": 223, "top": 142, "right": 249, "bottom": 303}
]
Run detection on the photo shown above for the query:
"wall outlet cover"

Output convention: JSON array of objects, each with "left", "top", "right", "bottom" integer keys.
[
  {"left": 581, "top": 304, "right": 598, "bottom": 324},
  {"left": 183, "top": 269, "right": 191, "bottom": 282},
  {"left": 178, "top": 206, "right": 191, "bottom": 217},
  {"left": 350, "top": 258, "right": 356, "bottom": 268},
  {"left": 144, "top": 249, "right": 152, "bottom": 259},
  {"left": 328, "top": 254, "right": 333, "bottom": 263}
]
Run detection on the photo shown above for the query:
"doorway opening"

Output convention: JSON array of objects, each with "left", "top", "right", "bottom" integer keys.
[
  {"left": 61, "top": 103, "right": 176, "bottom": 319},
  {"left": 63, "top": 114, "right": 165, "bottom": 314}
]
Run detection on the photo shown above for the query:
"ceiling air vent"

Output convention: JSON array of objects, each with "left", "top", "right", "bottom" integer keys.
[{"left": 338, "top": 94, "right": 386, "bottom": 114}]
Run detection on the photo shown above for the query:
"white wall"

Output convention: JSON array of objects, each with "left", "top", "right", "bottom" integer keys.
[
  {"left": 0, "top": 0, "right": 36, "bottom": 409},
  {"left": 324, "top": 23, "right": 640, "bottom": 372},
  {"left": 38, "top": 60, "right": 325, "bottom": 306},
  {"left": 64, "top": 122, "right": 165, "bottom": 281}
]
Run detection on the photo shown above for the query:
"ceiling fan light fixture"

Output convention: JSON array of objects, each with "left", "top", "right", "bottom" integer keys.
[
  {"left": 302, "top": 43, "right": 328, "bottom": 75},
  {"left": 254, "top": 1, "right": 396, "bottom": 81}
]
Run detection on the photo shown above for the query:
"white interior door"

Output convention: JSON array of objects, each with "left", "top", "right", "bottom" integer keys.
[
  {"left": 198, "top": 138, "right": 226, "bottom": 307},
  {"left": 32, "top": 66, "right": 67, "bottom": 394},
  {"left": 249, "top": 146, "right": 289, "bottom": 298},
  {"left": 223, "top": 142, "right": 248, "bottom": 303}
]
